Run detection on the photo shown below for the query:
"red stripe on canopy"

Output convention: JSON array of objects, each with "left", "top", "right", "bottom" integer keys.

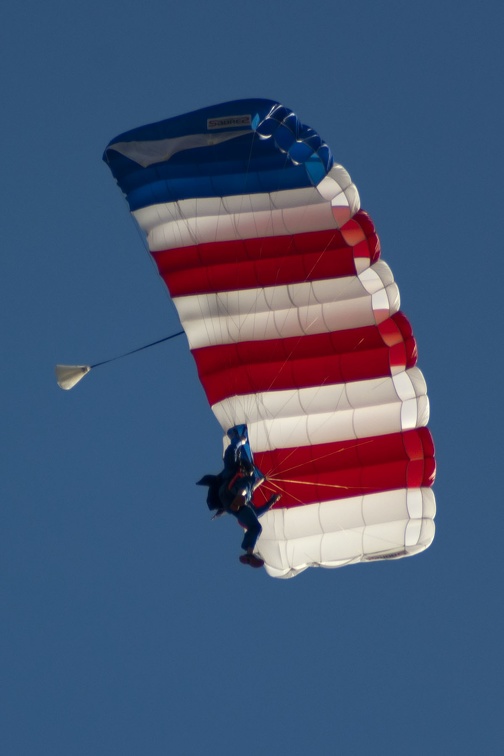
[
  {"left": 151, "top": 211, "right": 380, "bottom": 296},
  {"left": 253, "top": 428, "right": 436, "bottom": 509},
  {"left": 192, "top": 314, "right": 417, "bottom": 406}
]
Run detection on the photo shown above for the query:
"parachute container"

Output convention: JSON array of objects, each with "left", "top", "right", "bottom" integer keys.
[{"left": 104, "top": 99, "right": 436, "bottom": 578}]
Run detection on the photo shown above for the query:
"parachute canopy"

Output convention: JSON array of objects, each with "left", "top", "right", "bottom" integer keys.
[{"left": 104, "top": 99, "right": 436, "bottom": 578}]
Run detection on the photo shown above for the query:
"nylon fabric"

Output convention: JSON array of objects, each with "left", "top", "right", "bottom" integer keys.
[{"left": 104, "top": 99, "right": 436, "bottom": 578}]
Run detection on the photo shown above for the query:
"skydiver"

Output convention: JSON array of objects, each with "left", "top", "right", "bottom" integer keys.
[
  {"left": 197, "top": 427, "right": 281, "bottom": 569},
  {"left": 221, "top": 452, "right": 281, "bottom": 568}
]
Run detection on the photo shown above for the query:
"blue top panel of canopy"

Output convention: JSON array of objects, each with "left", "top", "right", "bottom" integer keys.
[{"left": 103, "top": 99, "right": 333, "bottom": 211}]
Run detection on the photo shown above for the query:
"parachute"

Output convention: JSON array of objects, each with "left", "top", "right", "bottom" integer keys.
[{"left": 104, "top": 99, "right": 436, "bottom": 578}]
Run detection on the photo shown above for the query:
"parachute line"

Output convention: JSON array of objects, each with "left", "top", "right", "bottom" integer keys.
[
  {"left": 56, "top": 330, "right": 184, "bottom": 390},
  {"left": 90, "top": 330, "right": 184, "bottom": 368}
]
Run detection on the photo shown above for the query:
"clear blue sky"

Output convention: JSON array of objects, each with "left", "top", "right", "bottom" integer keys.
[{"left": 2, "top": 1, "right": 503, "bottom": 754}]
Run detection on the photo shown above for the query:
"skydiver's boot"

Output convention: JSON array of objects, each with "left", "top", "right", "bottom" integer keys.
[{"left": 239, "top": 553, "right": 264, "bottom": 568}]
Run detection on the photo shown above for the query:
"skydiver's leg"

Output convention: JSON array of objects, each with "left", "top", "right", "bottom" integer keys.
[
  {"left": 226, "top": 506, "right": 265, "bottom": 568},
  {"left": 236, "top": 505, "right": 262, "bottom": 552}
]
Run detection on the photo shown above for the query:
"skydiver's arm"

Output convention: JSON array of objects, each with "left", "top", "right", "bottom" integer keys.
[{"left": 254, "top": 493, "right": 281, "bottom": 517}]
